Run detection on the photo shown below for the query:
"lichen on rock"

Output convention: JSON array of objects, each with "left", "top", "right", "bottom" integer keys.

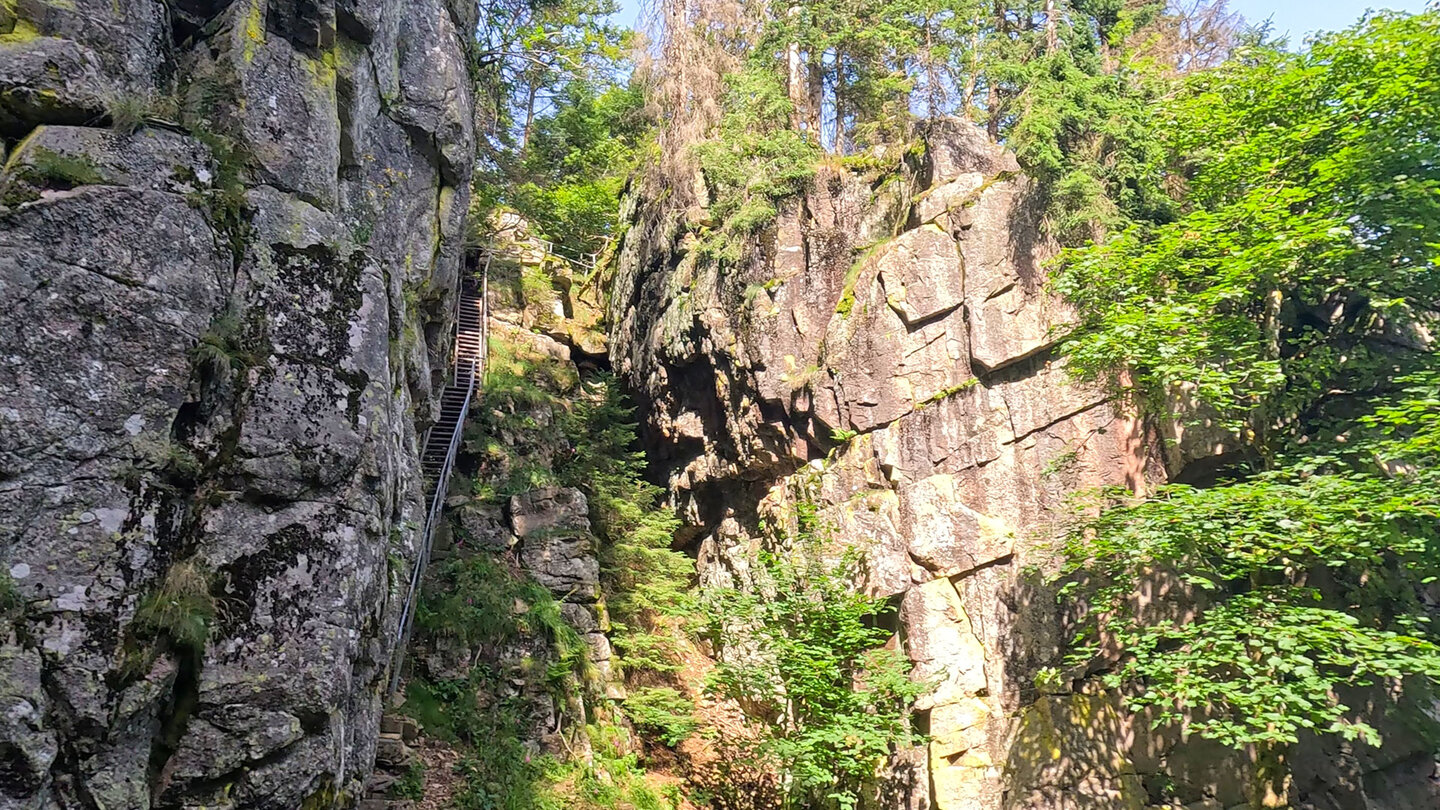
[{"left": 0, "top": 1, "right": 476, "bottom": 807}]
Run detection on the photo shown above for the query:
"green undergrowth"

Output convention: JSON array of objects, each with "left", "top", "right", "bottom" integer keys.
[
  {"left": 520, "top": 261, "right": 561, "bottom": 328},
  {"left": 392, "top": 761, "right": 425, "bottom": 801},
  {"left": 408, "top": 557, "right": 652, "bottom": 810},
  {"left": 417, "top": 554, "right": 592, "bottom": 689},
  {"left": 834, "top": 240, "right": 888, "bottom": 318},
  {"left": 468, "top": 330, "right": 579, "bottom": 501},
  {"left": 190, "top": 307, "right": 258, "bottom": 375},
  {"left": 26, "top": 148, "right": 105, "bottom": 186},
  {"left": 410, "top": 326, "right": 696, "bottom": 807},
  {"left": 447, "top": 711, "right": 683, "bottom": 810},
  {"left": 0, "top": 571, "right": 21, "bottom": 623},
  {"left": 106, "top": 92, "right": 181, "bottom": 134},
  {"left": 560, "top": 373, "right": 695, "bottom": 680},
  {"left": 621, "top": 686, "right": 697, "bottom": 747},
  {"left": 702, "top": 500, "right": 929, "bottom": 810},
  {"left": 469, "top": 331, "right": 693, "bottom": 687},
  {"left": 186, "top": 128, "right": 251, "bottom": 261},
  {"left": 132, "top": 561, "right": 216, "bottom": 655},
  {"left": 440, "top": 325, "right": 936, "bottom": 808},
  {"left": 405, "top": 565, "right": 688, "bottom": 810},
  {"left": 121, "top": 559, "right": 217, "bottom": 679},
  {"left": 117, "top": 437, "right": 203, "bottom": 493}
]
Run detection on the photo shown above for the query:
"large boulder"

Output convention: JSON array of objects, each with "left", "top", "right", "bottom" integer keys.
[
  {"left": 0, "top": 129, "right": 227, "bottom": 808},
  {"left": 511, "top": 487, "right": 600, "bottom": 599},
  {"left": 0, "top": 37, "right": 111, "bottom": 134}
]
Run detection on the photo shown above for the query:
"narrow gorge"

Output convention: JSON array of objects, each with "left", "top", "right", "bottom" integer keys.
[{"left": 2, "top": 2, "right": 1437, "bottom": 810}]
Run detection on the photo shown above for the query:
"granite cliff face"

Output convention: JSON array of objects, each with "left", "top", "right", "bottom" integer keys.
[
  {"left": 0, "top": 1, "right": 474, "bottom": 807},
  {"left": 609, "top": 122, "right": 1440, "bottom": 809}
]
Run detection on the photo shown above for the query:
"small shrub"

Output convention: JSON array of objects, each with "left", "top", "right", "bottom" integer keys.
[
  {"left": 704, "top": 503, "right": 930, "bottom": 810},
  {"left": 392, "top": 761, "right": 425, "bottom": 800},
  {"left": 691, "top": 64, "right": 820, "bottom": 268},
  {"left": 782, "top": 363, "right": 822, "bottom": 392},
  {"left": 106, "top": 93, "right": 175, "bottom": 134},
  {"left": 132, "top": 560, "right": 216, "bottom": 655},
  {"left": 1040, "top": 447, "right": 1081, "bottom": 478},
  {"left": 418, "top": 554, "right": 590, "bottom": 689},
  {"left": 190, "top": 308, "right": 254, "bottom": 374},
  {"left": 622, "top": 687, "right": 697, "bottom": 747},
  {"left": 0, "top": 571, "right": 21, "bottom": 620},
  {"left": 187, "top": 128, "right": 252, "bottom": 257},
  {"left": 520, "top": 263, "right": 560, "bottom": 326}
]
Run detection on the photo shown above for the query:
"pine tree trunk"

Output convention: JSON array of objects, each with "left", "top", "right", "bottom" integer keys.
[
  {"left": 832, "top": 51, "right": 845, "bottom": 153},
  {"left": 1044, "top": 0, "right": 1058, "bottom": 53},
  {"left": 787, "top": 5, "right": 807, "bottom": 132},
  {"left": 962, "top": 28, "right": 980, "bottom": 119},
  {"left": 808, "top": 52, "right": 824, "bottom": 146},
  {"left": 521, "top": 83, "right": 539, "bottom": 148}
]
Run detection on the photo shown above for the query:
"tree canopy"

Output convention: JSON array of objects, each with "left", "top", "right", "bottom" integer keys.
[
  {"left": 470, "top": 0, "right": 645, "bottom": 256},
  {"left": 1053, "top": 11, "right": 1440, "bottom": 749}
]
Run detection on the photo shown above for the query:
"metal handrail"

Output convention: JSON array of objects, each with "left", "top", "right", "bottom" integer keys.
[
  {"left": 388, "top": 252, "right": 491, "bottom": 696},
  {"left": 387, "top": 235, "right": 593, "bottom": 695},
  {"left": 481, "top": 235, "right": 608, "bottom": 272}
]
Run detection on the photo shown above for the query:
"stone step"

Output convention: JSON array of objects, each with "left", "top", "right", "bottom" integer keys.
[
  {"left": 374, "top": 732, "right": 413, "bottom": 769},
  {"left": 380, "top": 713, "right": 422, "bottom": 742},
  {"left": 365, "top": 770, "right": 398, "bottom": 794},
  {"left": 359, "top": 788, "right": 417, "bottom": 810}
]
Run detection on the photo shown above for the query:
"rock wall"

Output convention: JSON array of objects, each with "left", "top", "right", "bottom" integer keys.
[
  {"left": 0, "top": 1, "right": 474, "bottom": 807},
  {"left": 609, "top": 121, "right": 1438, "bottom": 809}
]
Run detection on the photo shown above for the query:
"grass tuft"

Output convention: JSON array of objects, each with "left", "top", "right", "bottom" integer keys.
[{"left": 132, "top": 560, "right": 216, "bottom": 654}]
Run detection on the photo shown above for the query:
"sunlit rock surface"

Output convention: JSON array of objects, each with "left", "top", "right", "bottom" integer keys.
[{"left": 609, "top": 118, "right": 1438, "bottom": 810}]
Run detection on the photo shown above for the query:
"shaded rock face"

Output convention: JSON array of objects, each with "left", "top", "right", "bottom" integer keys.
[
  {"left": 510, "top": 485, "right": 623, "bottom": 700},
  {"left": 610, "top": 120, "right": 1436, "bottom": 809},
  {"left": 0, "top": 1, "right": 474, "bottom": 808}
]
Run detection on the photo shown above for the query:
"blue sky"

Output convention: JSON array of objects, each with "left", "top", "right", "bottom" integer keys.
[
  {"left": 1231, "top": 0, "right": 1431, "bottom": 40},
  {"left": 611, "top": 0, "right": 1434, "bottom": 41}
]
